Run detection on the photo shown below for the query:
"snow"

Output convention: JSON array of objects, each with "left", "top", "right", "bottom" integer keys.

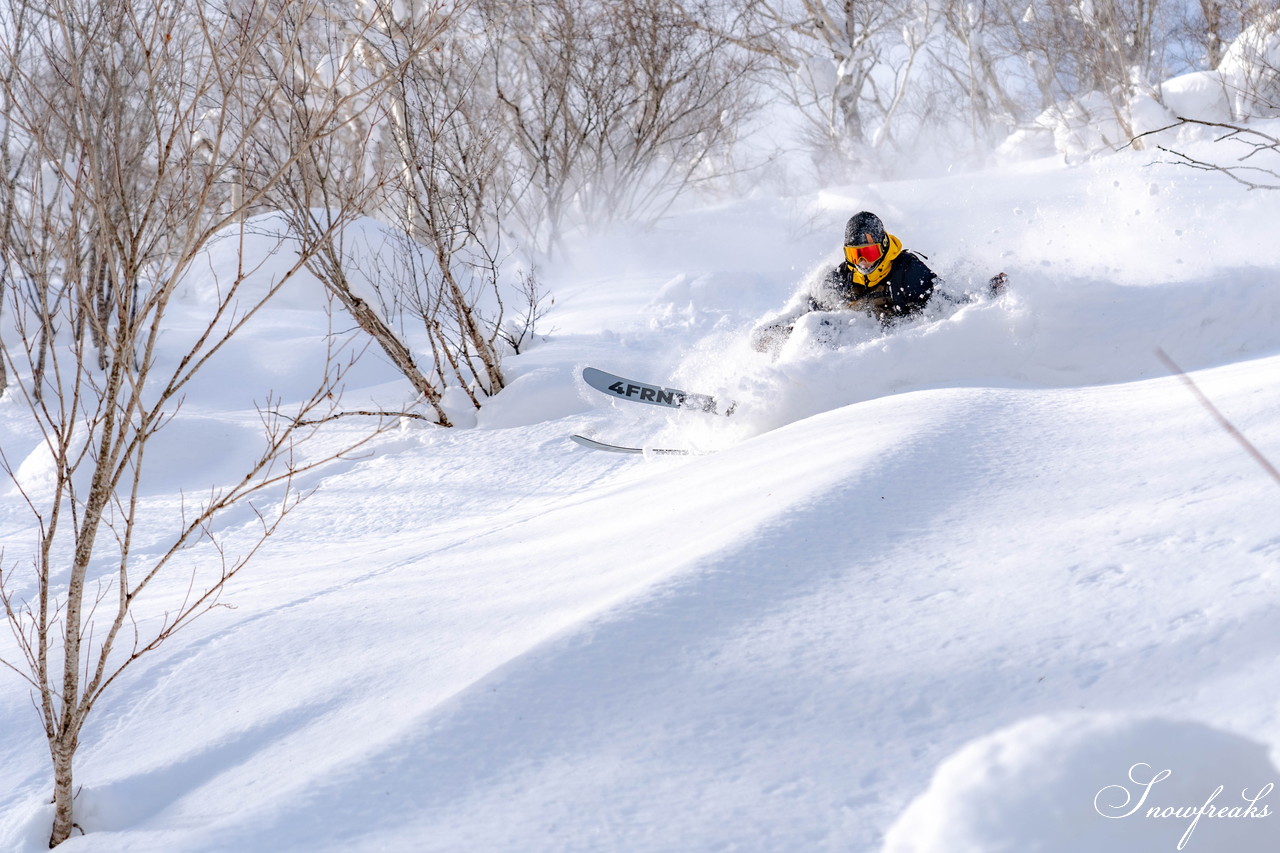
[
  {"left": 1160, "top": 71, "right": 1235, "bottom": 123},
  {"left": 1217, "top": 12, "right": 1280, "bottom": 118},
  {"left": 4, "top": 143, "right": 1280, "bottom": 851},
  {"left": 883, "top": 715, "right": 1277, "bottom": 853}
]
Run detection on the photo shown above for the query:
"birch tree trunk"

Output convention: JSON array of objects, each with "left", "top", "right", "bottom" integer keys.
[{"left": 0, "top": 0, "right": 447, "bottom": 845}]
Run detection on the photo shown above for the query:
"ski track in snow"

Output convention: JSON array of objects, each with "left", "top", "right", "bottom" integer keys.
[{"left": 3, "top": 146, "right": 1280, "bottom": 851}]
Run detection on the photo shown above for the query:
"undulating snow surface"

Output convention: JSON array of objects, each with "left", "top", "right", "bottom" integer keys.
[{"left": 3, "top": 135, "right": 1280, "bottom": 852}]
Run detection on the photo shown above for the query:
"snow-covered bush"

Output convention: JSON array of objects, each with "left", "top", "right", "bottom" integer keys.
[
  {"left": 999, "top": 7, "right": 1280, "bottom": 161},
  {"left": 883, "top": 714, "right": 1278, "bottom": 853},
  {"left": 1008, "top": 90, "right": 1178, "bottom": 163},
  {"left": 1160, "top": 71, "right": 1237, "bottom": 123},
  {"left": 1217, "top": 10, "right": 1280, "bottom": 118}
]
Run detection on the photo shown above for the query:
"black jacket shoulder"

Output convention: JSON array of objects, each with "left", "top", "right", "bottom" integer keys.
[{"left": 821, "top": 250, "right": 938, "bottom": 318}]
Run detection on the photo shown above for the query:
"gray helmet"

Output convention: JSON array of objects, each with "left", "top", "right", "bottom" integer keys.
[{"left": 844, "top": 211, "right": 886, "bottom": 247}]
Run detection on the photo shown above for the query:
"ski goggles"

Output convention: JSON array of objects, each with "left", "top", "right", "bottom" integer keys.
[{"left": 844, "top": 243, "right": 883, "bottom": 266}]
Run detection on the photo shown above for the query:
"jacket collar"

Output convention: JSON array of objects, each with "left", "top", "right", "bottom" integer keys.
[{"left": 848, "top": 233, "right": 902, "bottom": 289}]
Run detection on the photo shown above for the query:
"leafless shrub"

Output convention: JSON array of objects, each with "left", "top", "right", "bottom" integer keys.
[
  {"left": 497, "top": 269, "right": 554, "bottom": 355},
  {"left": 484, "top": 0, "right": 759, "bottom": 254},
  {"left": 0, "top": 0, "right": 409, "bottom": 845}
]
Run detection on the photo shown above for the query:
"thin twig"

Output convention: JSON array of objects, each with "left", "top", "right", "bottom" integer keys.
[
  {"left": 1156, "top": 348, "right": 1280, "bottom": 488},
  {"left": 1131, "top": 118, "right": 1280, "bottom": 191},
  {"left": 288, "top": 409, "right": 437, "bottom": 427}
]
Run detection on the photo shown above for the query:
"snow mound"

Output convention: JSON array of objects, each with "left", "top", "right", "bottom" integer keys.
[
  {"left": 883, "top": 714, "right": 1278, "bottom": 853},
  {"left": 6, "top": 415, "right": 263, "bottom": 502},
  {"left": 1218, "top": 12, "right": 1280, "bottom": 118},
  {"left": 476, "top": 365, "right": 591, "bottom": 429},
  {"left": 1160, "top": 71, "right": 1234, "bottom": 123},
  {"left": 647, "top": 263, "right": 1280, "bottom": 452}
]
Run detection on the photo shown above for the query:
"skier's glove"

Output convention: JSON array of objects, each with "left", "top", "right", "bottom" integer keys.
[{"left": 751, "top": 322, "right": 790, "bottom": 353}]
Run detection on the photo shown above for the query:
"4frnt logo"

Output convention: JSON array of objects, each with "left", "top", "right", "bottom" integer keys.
[{"left": 607, "top": 380, "right": 682, "bottom": 406}]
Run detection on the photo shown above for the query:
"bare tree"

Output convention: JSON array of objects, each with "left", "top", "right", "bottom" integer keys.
[
  {"left": 0, "top": 0, "right": 417, "bottom": 845},
  {"left": 234, "top": 0, "right": 465, "bottom": 424},
  {"left": 0, "top": 0, "right": 29, "bottom": 397},
  {"left": 931, "top": 0, "right": 1033, "bottom": 152},
  {"left": 485, "top": 0, "right": 758, "bottom": 254},
  {"left": 1198, "top": 0, "right": 1238, "bottom": 68},
  {"left": 236, "top": 0, "right": 539, "bottom": 420},
  {"left": 730, "top": 0, "right": 950, "bottom": 178},
  {"left": 382, "top": 7, "right": 512, "bottom": 400},
  {"left": 1179, "top": 0, "right": 1276, "bottom": 70}
]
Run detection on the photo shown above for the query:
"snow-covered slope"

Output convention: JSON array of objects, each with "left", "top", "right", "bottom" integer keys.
[{"left": 2, "top": 143, "right": 1279, "bottom": 852}]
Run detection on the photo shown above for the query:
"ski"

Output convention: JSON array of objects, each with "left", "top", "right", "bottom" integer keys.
[
  {"left": 582, "top": 366, "right": 734, "bottom": 415},
  {"left": 569, "top": 434, "right": 693, "bottom": 456}
]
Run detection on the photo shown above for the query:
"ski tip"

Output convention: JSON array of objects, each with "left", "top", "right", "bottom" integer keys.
[
  {"left": 581, "top": 365, "right": 736, "bottom": 416},
  {"left": 570, "top": 434, "right": 643, "bottom": 454},
  {"left": 569, "top": 434, "right": 693, "bottom": 456}
]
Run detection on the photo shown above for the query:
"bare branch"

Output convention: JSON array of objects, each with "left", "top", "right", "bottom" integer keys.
[
  {"left": 1133, "top": 117, "right": 1280, "bottom": 190},
  {"left": 1156, "top": 348, "right": 1280, "bottom": 488}
]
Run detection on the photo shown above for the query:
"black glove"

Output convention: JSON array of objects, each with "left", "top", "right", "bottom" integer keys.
[{"left": 750, "top": 322, "right": 792, "bottom": 353}]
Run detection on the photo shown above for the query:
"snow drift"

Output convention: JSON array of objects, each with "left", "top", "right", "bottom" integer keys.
[{"left": 3, "top": 106, "right": 1280, "bottom": 853}]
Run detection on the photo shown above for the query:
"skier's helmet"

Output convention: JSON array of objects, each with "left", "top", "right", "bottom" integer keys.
[{"left": 843, "top": 211, "right": 889, "bottom": 274}]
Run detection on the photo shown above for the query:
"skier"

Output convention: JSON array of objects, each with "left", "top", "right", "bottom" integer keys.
[{"left": 751, "top": 210, "right": 1005, "bottom": 352}]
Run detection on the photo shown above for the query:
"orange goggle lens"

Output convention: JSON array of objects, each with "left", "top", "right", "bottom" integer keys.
[{"left": 845, "top": 243, "right": 883, "bottom": 266}]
